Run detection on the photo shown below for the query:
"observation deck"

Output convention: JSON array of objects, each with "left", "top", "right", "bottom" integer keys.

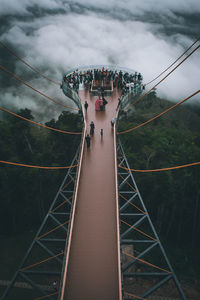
[{"left": 60, "top": 65, "right": 143, "bottom": 300}]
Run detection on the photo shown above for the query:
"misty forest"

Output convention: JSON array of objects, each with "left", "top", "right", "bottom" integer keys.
[
  {"left": 0, "top": 95, "right": 200, "bottom": 284},
  {"left": 0, "top": 0, "right": 200, "bottom": 299}
]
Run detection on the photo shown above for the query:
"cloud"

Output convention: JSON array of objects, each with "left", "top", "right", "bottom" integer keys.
[
  {"left": 0, "top": 0, "right": 199, "bottom": 124},
  {"left": 0, "top": 0, "right": 62, "bottom": 16},
  {"left": 70, "top": 0, "right": 200, "bottom": 14}
]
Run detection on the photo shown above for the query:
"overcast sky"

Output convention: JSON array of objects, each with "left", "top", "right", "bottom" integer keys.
[{"left": 0, "top": 0, "right": 199, "bottom": 121}]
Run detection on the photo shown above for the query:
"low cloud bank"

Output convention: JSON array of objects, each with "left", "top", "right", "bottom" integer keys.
[{"left": 0, "top": 0, "right": 199, "bottom": 121}]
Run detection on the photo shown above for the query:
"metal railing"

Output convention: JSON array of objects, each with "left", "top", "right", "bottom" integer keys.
[
  {"left": 62, "top": 64, "right": 143, "bottom": 112},
  {"left": 120, "top": 84, "right": 143, "bottom": 110},
  {"left": 62, "top": 82, "right": 82, "bottom": 111},
  {"left": 63, "top": 64, "right": 138, "bottom": 76}
]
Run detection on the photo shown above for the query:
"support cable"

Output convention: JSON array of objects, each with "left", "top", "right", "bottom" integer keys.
[
  {"left": 124, "top": 291, "right": 146, "bottom": 300},
  {"left": 118, "top": 90, "right": 200, "bottom": 134},
  {"left": 36, "top": 221, "right": 69, "bottom": 240},
  {"left": 0, "top": 40, "right": 61, "bottom": 86},
  {"left": 145, "top": 37, "right": 200, "bottom": 86},
  {"left": 119, "top": 193, "right": 146, "bottom": 215},
  {"left": 122, "top": 251, "right": 171, "bottom": 274},
  {"left": 120, "top": 219, "right": 157, "bottom": 242},
  {"left": 0, "top": 106, "right": 82, "bottom": 135},
  {"left": 130, "top": 43, "right": 200, "bottom": 107},
  {"left": 20, "top": 252, "right": 64, "bottom": 271},
  {"left": 61, "top": 178, "right": 74, "bottom": 191},
  {"left": 118, "top": 162, "right": 200, "bottom": 173},
  {"left": 0, "top": 65, "right": 79, "bottom": 111},
  {"left": 119, "top": 173, "right": 136, "bottom": 192},
  {"left": 34, "top": 292, "right": 58, "bottom": 300},
  {"left": 50, "top": 197, "right": 72, "bottom": 214},
  {"left": 0, "top": 160, "right": 78, "bottom": 169}
]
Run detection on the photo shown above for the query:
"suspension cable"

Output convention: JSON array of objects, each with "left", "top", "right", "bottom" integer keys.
[
  {"left": 118, "top": 90, "right": 200, "bottom": 134},
  {"left": 0, "top": 65, "right": 79, "bottom": 111},
  {"left": 119, "top": 173, "right": 136, "bottom": 192},
  {"left": 118, "top": 162, "right": 200, "bottom": 173},
  {"left": 124, "top": 292, "right": 146, "bottom": 300},
  {"left": 34, "top": 292, "right": 58, "bottom": 300},
  {"left": 120, "top": 219, "right": 157, "bottom": 242},
  {"left": 145, "top": 36, "right": 200, "bottom": 86},
  {"left": 0, "top": 40, "right": 61, "bottom": 86},
  {"left": 50, "top": 196, "right": 72, "bottom": 213},
  {"left": 20, "top": 251, "right": 64, "bottom": 271},
  {"left": 0, "top": 160, "right": 78, "bottom": 169},
  {"left": 131, "top": 43, "right": 200, "bottom": 107},
  {"left": 37, "top": 220, "right": 69, "bottom": 240},
  {"left": 0, "top": 105, "right": 82, "bottom": 135},
  {"left": 122, "top": 251, "right": 171, "bottom": 274},
  {"left": 119, "top": 193, "right": 146, "bottom": 215}
]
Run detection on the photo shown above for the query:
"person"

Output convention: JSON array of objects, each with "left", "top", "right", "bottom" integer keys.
[
  {"left": 116, "top": 97, "right": 121, "bottom": 110},
  {"left": 90, "top": 121, "right": 95, "bottom": 136},
  {"left": 100, "top": 129, "right": 103, "bottom": 137},
  {"left": 52, "top": 280, "right": 58, "bottom": 291},
  {"left": 111, "top": 117, "right": 116, "bottom": 127},
  {"left": 103, "top": 97, "right": 108, "bottom": 110},
  {"left": 85, "top": 134, "right": 91, "bottom": 148},
  {"left": 84, "top": 101, "right": 88, "bottom": 112},
  {"left": 95, "top": 98, "right": 100, "bottom": 111},
  {"left": 99, "top": 98, "right": 103, "bottom": 111}
]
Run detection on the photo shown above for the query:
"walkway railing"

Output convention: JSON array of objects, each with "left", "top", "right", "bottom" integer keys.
[
  {"left": 62, "top": 64, "right": 143, "bottom": 111},
  {"left": 61, "top": 82, "right": 82, "bottom": 111},
  {"left": 63, "top": 64, "right": 138, "bottom": 76}
]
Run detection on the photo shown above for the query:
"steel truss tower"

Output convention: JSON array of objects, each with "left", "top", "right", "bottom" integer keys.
[
  {"left": 2, "top": 150, "right": 80, "bottom": 300},
  {"left": 117, "top": 140, "right": 186, "bottom": 300}
]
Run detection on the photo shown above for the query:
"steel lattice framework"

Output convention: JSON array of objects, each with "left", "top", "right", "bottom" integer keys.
[
  {"left": 2, "top": 150, "right": 80, "bottom": 300},
  {"left": 117, "top": 140, "right": 186, "bottom": 300},
  {"left": 2, "top": 141, "right": 187, "bottom": 300}
]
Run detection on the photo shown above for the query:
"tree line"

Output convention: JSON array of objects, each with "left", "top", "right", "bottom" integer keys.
[
  {"left": 0, "top": 108, "right": 82, "bottom": 236},
  {"left": 117, "top": 94, "right": 200, "bottom": 279}
]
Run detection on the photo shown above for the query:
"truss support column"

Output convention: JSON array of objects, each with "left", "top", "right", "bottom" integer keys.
[
  {"left": 1, "top": 148, "right": 81, "bottom": 300},
  {"left": 117, "top": 140, "right": 186, "bottom": 300}
]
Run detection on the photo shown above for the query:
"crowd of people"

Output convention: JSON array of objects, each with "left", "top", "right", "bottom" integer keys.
[
  {"left": 62, "top": 67, "right": 143, "bottom": 149},
  {"left": 62, "top": 67, "right": 144, "bottom": 96}
]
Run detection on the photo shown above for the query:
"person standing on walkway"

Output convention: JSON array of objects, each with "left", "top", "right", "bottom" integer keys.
[
  {"left": 99, "top": 98, "right": 103, "bottom": 111},
  {"left": 100, "top": 129, "right": 103, "bottom": 138},
  {"left": 85, "top": 134, "right": 91, "bottom": 148},
  {"left": 111, "top": 117, "right": 116, "bottom": 127},
  {"left": 90, "top": 121, "right": 95, "bottom": 136},
  {"left": 84, "top": 101, "right": 88, "bottom": 112},
  {"left": 103, "top": 97, "right": 108, "bottom": 111},
  {"left": 116, "top": 97, "right": 121, "bottom": 110}
]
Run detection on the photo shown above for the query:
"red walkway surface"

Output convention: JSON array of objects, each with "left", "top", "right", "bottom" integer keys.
[{"left": 61, "top": 88, "right": 122, "bottom": 300}]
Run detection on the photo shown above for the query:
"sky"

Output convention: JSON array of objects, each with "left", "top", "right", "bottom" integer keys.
[{"left": 0, "top": 0, "right": 199, "bottom": 121}]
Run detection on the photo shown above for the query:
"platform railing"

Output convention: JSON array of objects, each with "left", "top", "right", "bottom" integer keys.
[
  {"left": 62, "top": 64, "right": 143, "bottom": 112},
  {"left": 64, "top": 64, "right": 138, "bottom": 76},
  {"left": 62, "top": 81, "right": 82, "bottom": 111}
]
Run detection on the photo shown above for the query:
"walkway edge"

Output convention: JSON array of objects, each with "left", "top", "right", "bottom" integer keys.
[
  {"left": 60, "top": 106, "right": 86, "bottom": 300},
  {"left": 114, "top": 125, "right": 123, "bottom": 300}
]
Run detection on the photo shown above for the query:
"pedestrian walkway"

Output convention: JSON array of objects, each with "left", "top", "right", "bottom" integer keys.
[{"left": 60, "top": 88, "right": 122, "bottom": 300}]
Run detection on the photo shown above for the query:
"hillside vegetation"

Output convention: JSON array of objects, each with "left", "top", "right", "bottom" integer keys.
[
  {"left": 118, "top": 93, "right": 200, "bottom": 280},
  {"left": 0, "top": 96, "right": 200, "bottom": 283},
  {"left": 0, "top": 109, "right": 82, "bottom": 235}
]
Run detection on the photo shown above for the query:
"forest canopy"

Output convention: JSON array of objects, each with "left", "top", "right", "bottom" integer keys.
[{"left": 0, "top": 109, "right": 82, "bottom": 235}]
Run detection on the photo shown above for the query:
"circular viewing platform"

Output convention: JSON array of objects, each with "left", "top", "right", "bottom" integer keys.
[{"left": 61, "top": 65, "right": 144, "bottom": 111}]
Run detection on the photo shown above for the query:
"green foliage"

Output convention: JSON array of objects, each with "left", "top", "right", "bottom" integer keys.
[
  {"left": 0, "top": 109, "right": 82, "bottom": 236},
  {"left": 118, "top": 96, "right": 200, "bottom": 279}
]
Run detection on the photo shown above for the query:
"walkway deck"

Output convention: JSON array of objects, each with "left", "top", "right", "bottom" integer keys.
[{"left": 61, "top": 88, "right": 122, "bottom": 300}]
